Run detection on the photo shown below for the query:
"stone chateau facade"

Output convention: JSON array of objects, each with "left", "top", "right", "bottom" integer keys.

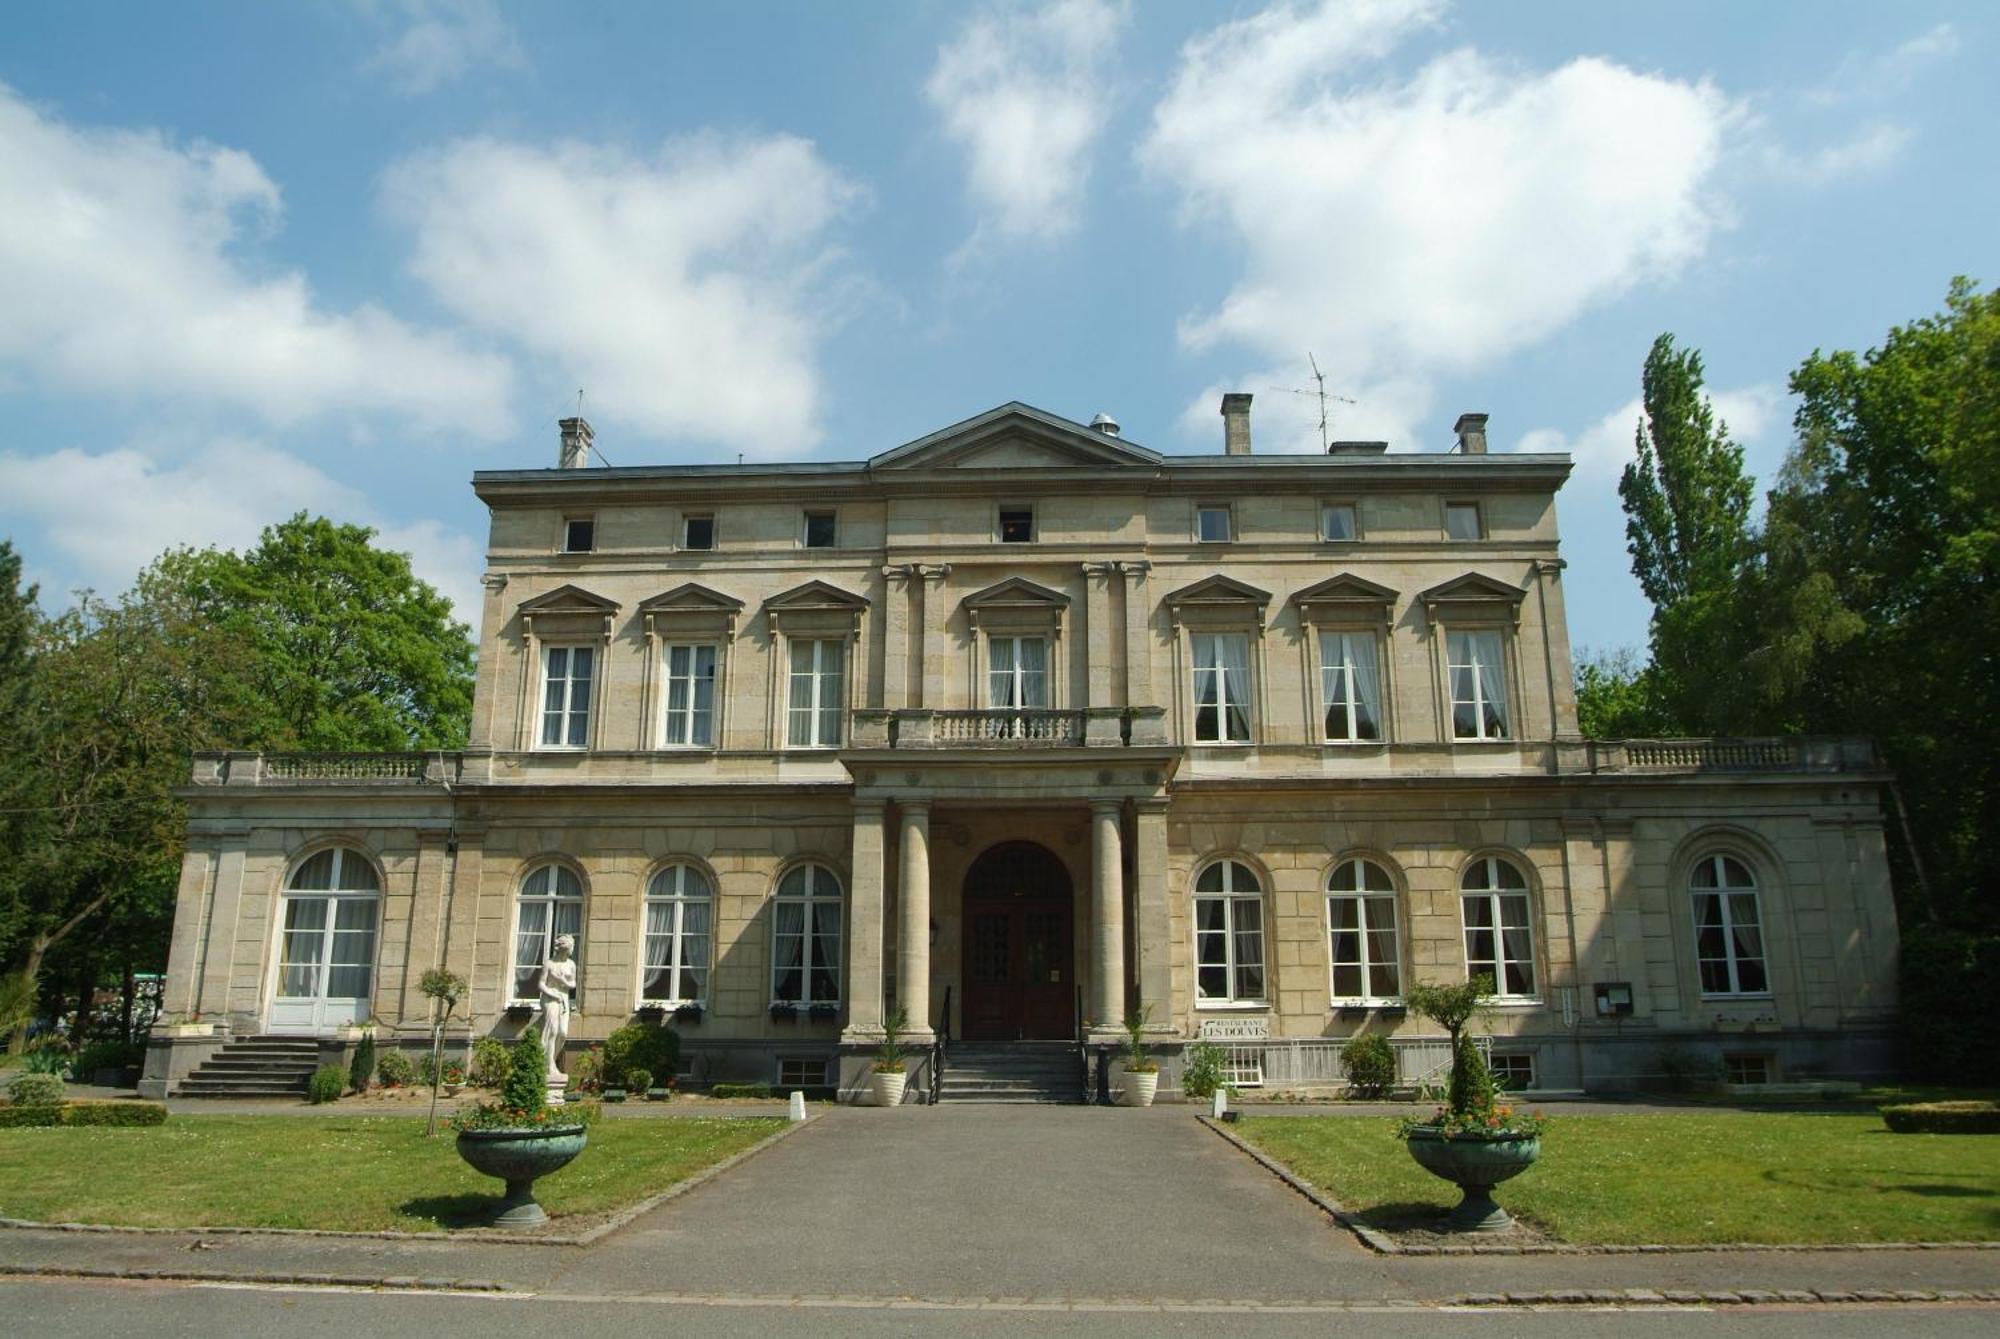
[{"left": 144, "top": 399, "right": 1899, "bottom": 1101}]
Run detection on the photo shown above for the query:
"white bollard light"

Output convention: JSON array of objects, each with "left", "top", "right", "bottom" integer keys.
[
  {"left": 1212, "top": 1089, "right": 1227, "bottom": 1121},
  {"left": 788, "top": 1090, "right": 807, "bottom": 1123}
]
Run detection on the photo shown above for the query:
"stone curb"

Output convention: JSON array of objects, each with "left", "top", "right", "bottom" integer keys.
[
  {"left": 0, "top": 1262, "right": 514, "bottom": 1292},
  {"left": 0, "top": 1112, "right": 815, "bottom": 1249},
  {"left": 1196, "top": 1115, "right": 2000, "bottom": 1258},
  {"left": 1446, "top": 1288, "right": 2000, "bottom": 1308}
]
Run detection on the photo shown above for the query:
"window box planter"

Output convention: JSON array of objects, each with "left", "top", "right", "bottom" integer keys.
[
  {"left": 769, "top": 1003, "right": 799, "bottom": 1023},
  {"left": 503, "top": 1003, "right": 537, "bottom": 1020},
  {"left": 634, "top": 1002, "right": 669, "bottom": 1019},
  {"left": 807, "top": 1003, "right": 839, "bottom": 1022},
  {"left": 454, "top": 1124, "right": 589, "bottom": 1227},
  {"left": 1403, "top": 1128, "right": 1541, "bottom": 1232},
  {"left": 673, "top": 1003, "right": 704, "bottom": 1024},
  {"left": 602, "top": 1087, "right": 627, "bottom": 1102}
]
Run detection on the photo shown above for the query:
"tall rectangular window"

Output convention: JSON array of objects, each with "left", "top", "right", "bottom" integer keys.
[
  {"left": 1195, "top": 861, "right": 1266, "bottom": 1004},
  {"left": 539, "top": 644, "right": 594, "bottom": 748},
  {"left": 1447, "top": 630, "right": 1510, "bottom": 740},
  {"left": 683, "top": 514, "right": 716, "bottom": 550},
  {"left": 987, "top": 636, "right": 1048, "bottom": 709},
  {"left": 1191, "top": 632, "right": 1252, "bottom": 742},
  {"left": 1318, "top": 631, "right": 1382, "bottom": 742},
  {"left": 661, "top": 644, "right": 718, "bottom": 747},
  {"left": 787, "top": 638, "right": 846, "bottom": 747}
]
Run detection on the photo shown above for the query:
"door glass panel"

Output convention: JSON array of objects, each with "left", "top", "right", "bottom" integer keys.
[
  {"left": 325, "top": 897, "right": 377, "bottom": 999},
  {"left": 278, "top": 897, "right": 328, "bottom": 998}
]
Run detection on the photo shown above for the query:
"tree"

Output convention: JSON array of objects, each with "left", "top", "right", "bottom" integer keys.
[
  {"left": 1572, "top": 647, "right": 1674, "bottom": 740},
  {"left": 165, "top": 514, "right": 475, "bottom": 751}
]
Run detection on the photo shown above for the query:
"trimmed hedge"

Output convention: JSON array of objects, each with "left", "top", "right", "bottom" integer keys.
[
  {"left": 0, "top": 1101, "right": 169, "bottom": 1128},
  {"left": 1881, "top": 1101, "right": 2000, "bottom": 1135},
  {"left": 709, "top": 1082, "right": 773, "bottom": 1100}
]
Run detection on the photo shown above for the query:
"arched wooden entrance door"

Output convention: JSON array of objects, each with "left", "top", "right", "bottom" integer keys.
[{"left": 961, "top": 841, "right": 1076, "bottom": 1041}]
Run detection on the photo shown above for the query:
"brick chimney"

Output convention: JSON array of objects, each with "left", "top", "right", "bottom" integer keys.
[
  {"left": 558, "top": 417, "right": 593, "bottom": 470},
  {"left": 1453, "top": 412, "right": 1489, "bottom": 455},
  {"left": 1221, "top": 392, "right": 1252, "bottom": 455}
]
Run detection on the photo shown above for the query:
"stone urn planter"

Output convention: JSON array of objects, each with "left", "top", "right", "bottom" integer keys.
[
  {"left": 869, "top": 1067, "right": 907, "bottom": 1107},
  {"left": 1404, "top": 1128, "right": 1540, "bottom": 1231},
  {"left": 1118, "top": 1069, "right": 1159, "bottom": 1107},
  {"left": 455, "top": 1124, "right": 588, "bottom": 1227}
]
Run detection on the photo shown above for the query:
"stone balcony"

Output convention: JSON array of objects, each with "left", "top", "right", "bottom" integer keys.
[{"left": 848, "top": 706, "right": 1169, "bottom": 750}]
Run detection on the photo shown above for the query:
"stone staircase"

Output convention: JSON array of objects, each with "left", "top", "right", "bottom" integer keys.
[
  {"left": 175, "top": 1036, "right": 321, "bottom": 1099},
  {"left": 937, "top": 1041, "right": 1085, "bottom": 1104}
]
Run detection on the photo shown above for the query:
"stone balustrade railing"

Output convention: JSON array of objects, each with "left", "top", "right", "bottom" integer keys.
[
  {"left": 193, "top": 751, "right": 460, "bottom": 785},
  {"left": 1575, "top": 736, "right": 1876, "bottom": 774}
]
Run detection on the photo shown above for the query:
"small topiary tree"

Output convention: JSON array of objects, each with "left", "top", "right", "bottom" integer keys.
[
  {"left": 501, "top": 1023, "right": 547, "bottom": 1118},
  {"left": 602, "top": 1021, "right": 679, "bottom": 1090},
  {"left": 1400, "top": 975, "right": 1542, "bottom": 1138},
  {"left": 625, "top": 1067, "right": 653, "bottom": 1097},
  {"left": 1340, "top": 1033, "right": 1396, "bottom": 1099},
  {"left": 307, "top": 1065, "right": 346, "bottom": 1105},
  {"left": 349, "top": 1032, "right": 376, "bottom": 1095},
  {"left": 471, "top": 1037, "right": 512, "bottom": 1087},
  {"left": 419, "top": 968, "right": 469, "bottom": 1136}
]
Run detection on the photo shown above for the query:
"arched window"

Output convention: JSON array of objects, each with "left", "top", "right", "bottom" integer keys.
[
  {"left": 1691, "top": 854, "right": 1768, "bottom": 995},
  {"left": 1460, "top": 856, "right": 1535, "bottom": 998},
  {"left": 273, "top": 847, "right": 381, "bottom": 1031},
  {"left": 772, "top": 864, "right": 842, "bottom": 1006},
  {"left": 643, "top": 864, "right": 712, "bottom": 1004},
  {"left": 1327, "top": 858, "right": 1400, "bottom": 1003},
  {"left": 514, "top": 864, "right": 583, "bottom": 1001},
  {"left": 1195, "top": 860, "right": 1265, "bottom": 1004}
]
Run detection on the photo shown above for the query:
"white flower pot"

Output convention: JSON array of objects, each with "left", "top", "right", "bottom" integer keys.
[
  {"left": 1119, "top": 1070, "right": 1159, "bottom": 1107},
  {"left": 870, "top": 1069, "right": 908, "bottom": 1107}
]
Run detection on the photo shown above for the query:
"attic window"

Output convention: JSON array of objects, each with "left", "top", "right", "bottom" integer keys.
[
  {"left": 999, "top": 507, "right": 1034, "bottom": 543},
  {"left": 1445, "top": 502, "right": 1483, "bottom": 541},
  {"left": 1196, "top": 505, "right": 1234, "bottom": 543},
  {"left": 562, "top": 518, "right": 595, "bottom": 553},
  {"left": 803, "top": 511, "right": 837, "bottom": 549},
  {"left": 683, "top": 515, "right": 716, "bottom": 551},
  {"left": 1320, "top": 503, "right": 1357, "bottom": 542}
]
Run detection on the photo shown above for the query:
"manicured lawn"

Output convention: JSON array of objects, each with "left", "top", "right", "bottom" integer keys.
[
  {"left": 0, "top": 1115, "right": 786, "bottom": 1232},
  {"left": 1235, "top": 1113, "right": 2000, "bottom": 1245}
]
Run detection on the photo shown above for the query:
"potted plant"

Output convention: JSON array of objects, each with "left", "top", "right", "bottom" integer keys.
[
  {"left": 1396, "top": 975, "right": 1546, "bottom": 1232},
  {"left": 442, "top": 1062, "right": 466, "bottom": 1096},
  {"left": 1117, "top": 1005, "right": 1159, "bottom": 1107},
  {"left": 769, "top": 1001, "right": 799, "bottom": 1023},
  {"left": 673, "top": 1002, "right": 704, "bottom": 1024},
  {"left": 870, "top": 1007, "right": 909, "bottom": 1107},
  {"left": 451, "top": 1024, "right": 589, "bottom": 1227}
]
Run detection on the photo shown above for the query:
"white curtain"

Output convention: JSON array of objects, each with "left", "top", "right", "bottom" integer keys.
[
  {"left": 1217, "top": 634, "right": 1252, "bottom": 740},
  {"left": 1345, "top": 633, "right": 1381, "bottom": 740},
  {"left": 988, "top": 636, "right": 1016, "bottom": 707},
  {"left": 642, "top": 901, "right": 675, "bottom": 999},
  {"left": 1472, "top": 631, "right": 1509, "bottom": 737},
  {"left": 665, "top": 646, "right": 691, "bottom": 744},
  {"left": 1018, "top": 637, "right": 1047, "bottom": 707},
  {"left": 817, "top": 641, "right": 845, "bottom": 746},
  {"left": 773, "top": 900, "right": 806, "bottom": 1000}
]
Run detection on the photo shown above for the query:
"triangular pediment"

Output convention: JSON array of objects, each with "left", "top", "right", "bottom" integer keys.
[
  {"left": 637, "top": 582, "right": 745, "bottom": 615},
  {"left": 1164, "top": 574, "right": 1273, "bottom": 611},
  {"left": 515, "top": 583, "right": 620, "bottom": 617},
  {"left": 962, "top": 576, "right": 1071, "bottom": 610},
  {"left": 1291, "top": 572, "right": 1398, "bottom": 608},
  {"left": 765, "top": 579, "right": 870, "bottom": 612},
  {"left": 1418, "top": 572, "right": 1527, "bottom": 606},
  {"left": 870, "top": 402, "right": 1162, "bottom": 472}
]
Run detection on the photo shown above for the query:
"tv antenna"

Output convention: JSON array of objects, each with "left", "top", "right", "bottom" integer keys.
[{"left": 1268, "top": 353, "right": 1355, "bottom": 452}]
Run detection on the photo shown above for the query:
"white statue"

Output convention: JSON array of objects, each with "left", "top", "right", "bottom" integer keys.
[{"left": 538, "top": 933, "right": 577, "bottom": 1082}]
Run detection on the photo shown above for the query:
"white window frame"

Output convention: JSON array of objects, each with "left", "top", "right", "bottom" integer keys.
[
  {"left": 1489, "top": 1052, "right": 1536, "bottom": 1091},
  {"left": 512, "top": 863, "right": 584, "bottom": 1004},
  {"left": 1318, "top": 630, "right": 1383, "bottom": 743},
  {"left": 272, "top": 847, "right": 383, "bottom": 1025},
  {"left": 538, "top": 643, "right": 595, "bottom": 750},
  {"left": 659, "top": 642, "right": 720, "bottom": 748},
  {"left": 1691, "top": 854, "right": 1771, "bottom": 998},
  {"left": 1320, "top": 502, "right": 1359, "bottom": 542},
  {"left": 1195, "top": 860, "right": 1267, "bottom": 1007},
  {"left": 1326, "top": 857, "right": 1401, "bottom": 1006},
  {"left": 1460, "top": 855, "right": 1537, "bottom": 1001},
  {"left": 1446, "top": 628, "right": 1511, "bottom": 741},
  {"left": 786, "top": 637, "right": 847, "bottom": 748},
  {"left": 641, "top": 863, "right": 711, "bottom": 1006},
  {"left": 1195, "top": 504, "right": 1234, "bottom": 543},
  {"left": 986, "top": 634, "right": 1049, "bottom": 710},
  {"left": 771, "top": 863, "right": 843, "bottom": 1007},
  {"left": 1191, "top": 631, "right": 1254, "bottom": 744}
]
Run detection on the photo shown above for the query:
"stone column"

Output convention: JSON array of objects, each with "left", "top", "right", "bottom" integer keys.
[
  {"left": 196, "top": 837, "right": 249, "bottom": 1023},
  {"left": 1131, "top": 798, "right": 1173, "bottom": 1022},
  {"left": 1090, "top": 800, "right": 1126, "bottom": 1033},
  {"left": 897, "top": 802, "right": 935, "bottom": 1040},
  {"left": 842, "top": 802, "right": 888, "bottom": 1039}
]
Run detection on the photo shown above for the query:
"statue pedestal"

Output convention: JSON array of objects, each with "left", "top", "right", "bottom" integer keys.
[{"left": 546, "top": 1073, "right": 569, "bottom": 1106}]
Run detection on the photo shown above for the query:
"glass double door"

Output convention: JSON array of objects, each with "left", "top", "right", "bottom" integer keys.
[{"left": 268, "top": 894, "right": 378, "bottom": 1033}]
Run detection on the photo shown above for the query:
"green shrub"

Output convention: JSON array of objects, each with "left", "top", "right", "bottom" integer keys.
[
  {"left": 602, "top": 1022, "right": 679, "bottom": 1089},
  {"left": 375, "top": 1048, "right": 415, "bottom": 1088},
  {"left": 73, "top": 1040, "right": 144, "bottom": 1074},
  {"left": 1898, "top": 925, "right": 2000, "bottom": 1081},
  {"left": 349, "top": 1034, "right": 376, "bottom": 1093},
  {"left": 710, "top": 1082, "right": 772, "bottom": 1100},
  {"left": 1881, "top": 1101, "right": 2000, "bottom": 1135},
  {"left": 502, "top": 1025, "right": 547, "bottom": 1115},
  {"left": 567, "top": 1046, "right": 603, "bottom": 1094},
  {"left": 416, "top": 1050, "right": 443, "bottom": 1086},
  {"left": 0, "top": 1105, "right": 58, "bottom": 1126},
  {"left": 1182, "top": 1043, "right": 1230, "bottom": 1101},
  {"left": 60, "top": 1101, "right": 168, "bottom": 1127},
  {"left": 22, "top": 1043, "right": 69, "bottom": 1076},
  {"left": 625, "top": 1067, "right": 653, "bottom": 1096},
  {"left": 1340, "top": 1034, "right": 1396, "bottom": 1098},
  {"left": 8, "top": 1072, "right": 66, "bottom": 1106},
  {"left": 471, "top": 1037, "right": 512, "bottom": 1087},
  {"left": 307, "top": 1065, "right": 346, "bottom": 1104},
  {"left": 1652, "top": 1044, "right": 1725, "bottom": 1093},
  {"left": 564, "top": 1098, "right": 602, "bottom": 1126}
]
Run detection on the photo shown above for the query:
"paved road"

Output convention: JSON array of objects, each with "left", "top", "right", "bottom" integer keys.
[{"left": 3, "top": 1279, "right": 1995, "bottom": 1338}]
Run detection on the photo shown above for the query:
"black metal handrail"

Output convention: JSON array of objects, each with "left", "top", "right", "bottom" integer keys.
[
  {"left": 930, "top": 985, "right": 951, "bottom": 1106},
  {"left": 1075, "top": 984, "right": 1090, "bottom": 1105}
]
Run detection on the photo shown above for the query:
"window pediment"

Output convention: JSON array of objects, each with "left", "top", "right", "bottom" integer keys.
[
  {"left": 1165, "top": 574, "right": 1271, "bottom": 629},
  {"left": 1292, "top": 572, "right": 1397, "bottom": 625},
  {"left": 1418, "top": 572, "right": 1526, "bottom": 626},
  {"left": 765, "top": 579, "right": 869, "bottom": 637},
  {"left": 868, "top": 402, "right": 1162, "bottom": 472},
  {"left": 963, "top": 575, "right": 1069, "bottom": 633},
  {"left": 640, "top": 582, "right": 744, "bottom": 640},
  {"left": 517, "top": 583, "right": 619, "bottom": 638}
]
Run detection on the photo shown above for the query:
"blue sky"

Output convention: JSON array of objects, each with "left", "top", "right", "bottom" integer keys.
[{"left": 0, "top": 1, "right": 1992, "bottom": 656}]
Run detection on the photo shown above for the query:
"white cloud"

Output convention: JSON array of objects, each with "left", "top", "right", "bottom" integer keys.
[
  {"left": 926, "top": 0, "right": 1129, "bottom": 247},
  {"left": 1517, "top": 382, "right": 1785, "bottom": 483},
  {"left": 1807, "top": 23, "right": 1959, "bottom": 105},
  {"left": 363, "top": 0, "right": 526, "bottom": 97},
  {"left": 0, "top": 84, "right": 513, "bottom": 439},
  {"left": 1139, "top": 0, "right": 1738, "bottom": 451},
  {"left": 0, "top": 440, "right": 483, "bottom": 620},
  {"left": 1758, "top": 121, "right": 1911, "bottom": 185},
  {"left": 382, "top": 132, "right": 859, "bottom": 455}
]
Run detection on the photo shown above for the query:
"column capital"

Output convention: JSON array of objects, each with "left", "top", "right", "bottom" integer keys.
[
  {"left": 916, "top": 563, "right": 952, "bottom": 584},
  {"left": 898, "top": 798, "right": 932, "bottom": 820},
  {"left": 1090, "top": 797, "right": 1125, "bottom": 818}
]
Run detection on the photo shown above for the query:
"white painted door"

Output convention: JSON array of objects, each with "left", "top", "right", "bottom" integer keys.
[{"left": 268, "top": 849, "right": 381, "bottom": 1034}]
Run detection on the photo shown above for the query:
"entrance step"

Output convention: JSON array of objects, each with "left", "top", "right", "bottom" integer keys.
[
  {"left": 175, "top": 1035, "right": 321, "bottom": 1099},
  {"left": 937, "top": 1041, "right": 1085, "bottom": 1105}
]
